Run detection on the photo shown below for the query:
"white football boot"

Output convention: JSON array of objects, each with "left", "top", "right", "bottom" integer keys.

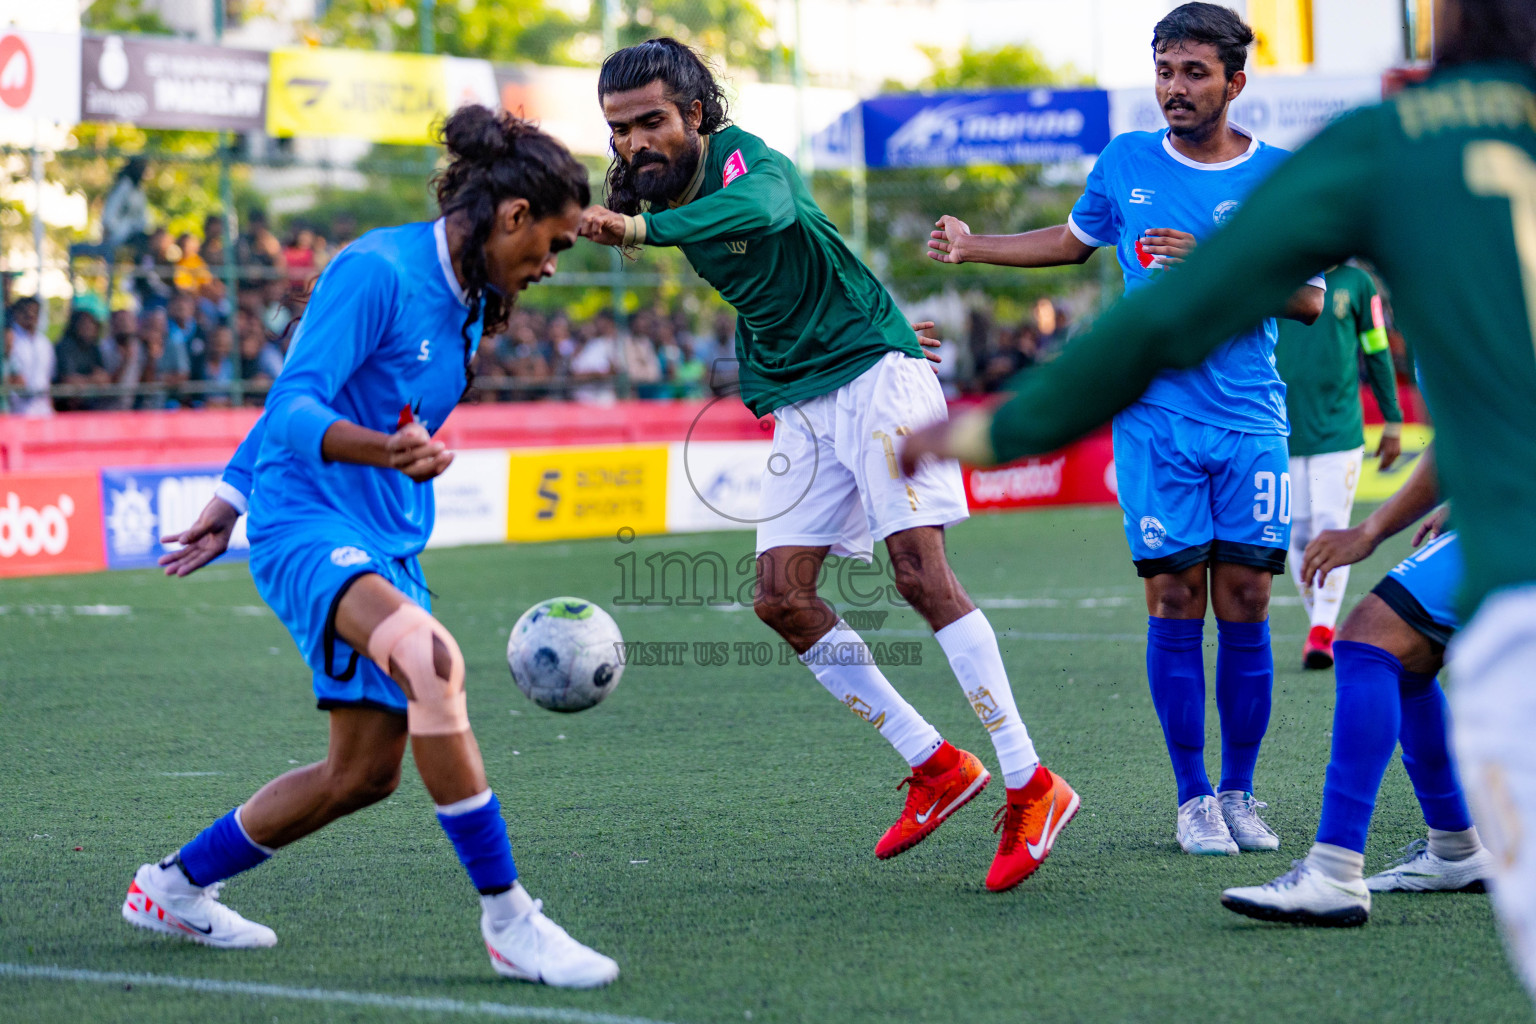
[
  {"left": 1218, "top": 790, "right": 1281, "bottom": 851},
  {"left": 1178, "top": 795, "right": 1239, "bottom": 856},
  {"left": 122, "top": 862, "right": 277, "bottom": 948},
  {"left": 483, "top": 895, "right": 619, "bottom": 989},
  {"left": 1366, "top": 838, "right": 1495, "bottom": 893},
  {"left": 1221, "top": 859, "right": 1371, "bottom": 927}
]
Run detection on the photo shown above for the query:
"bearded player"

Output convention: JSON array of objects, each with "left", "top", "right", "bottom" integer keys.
[
  {"left": 901, "top": 0, "right": 1536, "bottom": 994},
  {"left": 580, "top": 38, "right": 1075, "bottom": 892},
  {"left": 928, "top": 3, "right": 1324, "bottom": 857}
]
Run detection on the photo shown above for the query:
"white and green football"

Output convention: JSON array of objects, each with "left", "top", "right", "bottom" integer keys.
[{"left": 507, "top": 597, "right": 625, "bottom": 712}]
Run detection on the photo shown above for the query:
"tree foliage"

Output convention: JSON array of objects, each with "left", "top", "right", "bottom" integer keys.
[{"left": 916, "top": 42, "right": 1090, "bottom": 92}]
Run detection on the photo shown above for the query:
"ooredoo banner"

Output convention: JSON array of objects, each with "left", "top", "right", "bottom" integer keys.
[
  {"left": 0, "top": 471, "right": 105, "bottom": 578},
  {"left": 962, "top": 431, "right": 1117, "bottom": 513},
  {"left": 100, "top": 465, "right": 249, "bottom": 571}
]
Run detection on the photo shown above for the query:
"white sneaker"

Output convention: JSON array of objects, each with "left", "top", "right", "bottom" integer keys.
[
  {"left": 1218, "top": 790, "right": 1280, "bottom": 851},
  {"left": 1366, "top": 839, "right": 1495, "bottom": 893},
  {"left": 1221, "top": 859, "right": 1370, "bottom": 927},
  {"left": 122, "top": 862, "right": 276, "bottom": 949},
  {"left": 1178, "top": 795, "right": 1239, "bottom": 856},
  {"left": 483, "top": 897, "right": 619, "bottom": 989}
]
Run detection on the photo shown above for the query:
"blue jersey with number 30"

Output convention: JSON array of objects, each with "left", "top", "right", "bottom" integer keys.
[{"left": 1070, "top": 127, "right": 1319, "bottom": 437}]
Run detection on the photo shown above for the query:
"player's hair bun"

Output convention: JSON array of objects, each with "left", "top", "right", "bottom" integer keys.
[{"left": 441, "top": 104, "right": 517, "bottom": 163}]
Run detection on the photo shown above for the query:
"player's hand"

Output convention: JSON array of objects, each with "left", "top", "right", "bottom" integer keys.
[
  {"left": 578, "top": 206, "right": 627, "bottom": 247},
  {"left": 898, "top": 420, "right": 953, "bottom": 476},
  {"left": 387, "top": 422, "right": 454, "bottom": 482},
  {"left": 1412, "top": 505, "right": 1451, "bottom": 547},
  {"left": 1302, "top": 525, "right": 1378, "bottom": 587},
  {"left": 1139, "top": 228, "right": 1197, "bottom": 265},
  {"left": 157, "top": 496, "right": 240, "bottom": 577},
  {"left": 1377, "top": 430, "right": 1402, "bottom": 471},
  {"left": 912, "top": 321, "right": 942, "bottom": 366},
  {"left": 928, "top": 216, "right": 972, "bottom": 264}
]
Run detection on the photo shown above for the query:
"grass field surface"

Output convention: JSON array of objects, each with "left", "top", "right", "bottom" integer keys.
[{"left": 0, "top": 505, "right": 1523, "bottom": 1023}]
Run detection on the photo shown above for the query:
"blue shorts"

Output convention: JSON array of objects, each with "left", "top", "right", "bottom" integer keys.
[
  {"left": 1113, "top": 403, "right": 1291, "bottom": 578},
  {"left": 1373, "top": 530, "right": 1462, "bottom": 649},
  {"left": 249, "top": 525, "right": 430, "bottom": 716}
]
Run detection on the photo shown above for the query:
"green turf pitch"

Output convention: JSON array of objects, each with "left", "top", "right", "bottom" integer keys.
[{"left": 0, "top": 506, "right": 1523, "bottom": 1023}]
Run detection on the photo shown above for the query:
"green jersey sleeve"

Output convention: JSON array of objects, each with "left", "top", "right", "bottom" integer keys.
[
  {"left": 1354, "top": 271, "right": 1403, "bottom": 423},
  {"left": 986, "top": 109, "right": 1381, "bottom": 461},
  {"left": 641, "top": 135, "right": 796, "bottom": 247}
]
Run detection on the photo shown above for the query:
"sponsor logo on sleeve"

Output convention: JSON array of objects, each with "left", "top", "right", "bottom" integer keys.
[{"left": 722, "top": 148, "right": 748, "bottom": 188}]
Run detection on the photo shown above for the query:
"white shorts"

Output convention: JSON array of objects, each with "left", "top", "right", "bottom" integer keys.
[
  {"left": 1449, "top": 585, "right": 1536, "bottom": 993},
  {"left": 1288, "top": 447, "right": 1363, "bottom": 533},
  {"left": 755, "top": 351, "right": 969, "bottom": 561}
]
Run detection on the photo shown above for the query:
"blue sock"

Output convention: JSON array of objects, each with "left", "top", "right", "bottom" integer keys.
[
  {"left": 1215, "top": 618, "right": 1273, "bottom": 794},
  {"left": 436, "top": 792, "right": 518, "bottom": 894},
  {"left": 1399, "top": 670, "right": 1475, "bottom": 833},
  {"left": 177, "top": 806, "right": 272, "bottom": 887},
  {"left": 1316, "top": 641, "right": 1404, "bottom": 853},
  {"left": 1146, "top": 616, "right": 1212, "bottom": 805}
]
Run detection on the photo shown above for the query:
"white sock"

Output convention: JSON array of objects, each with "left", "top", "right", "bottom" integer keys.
[
  {"left": 150, "top": 858, "right": 201, "bottom": 895},
  {"left": 1288, "top": 518, "right": 1315, "bottom": 620},
  {"left": 935, "top": 609, "right": 1039, "bottom": 788},
  {"left": 800, "top": 622, "right": 943, "bottom": 767},
  {"left": 1311, "top": 561, "right": 1350, "bottom": 631},
  {"left": 1428, "top": 825, "right": 1484, "bottom": 861},
  {"left": 1307, "top": 841, "right": 1365, "bottom": 883},
  {"left": 481, "top": 881, "right": 535, "bottom": 926}
]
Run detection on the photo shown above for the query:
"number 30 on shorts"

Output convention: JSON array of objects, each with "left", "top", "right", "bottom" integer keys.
[{"left": 1252, "top": 471, "right": 1292, "bottom": 534}]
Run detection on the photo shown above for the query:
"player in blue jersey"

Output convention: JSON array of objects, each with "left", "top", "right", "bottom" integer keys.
[
  {"left": 927, "top": 3, "right": 1324, "bottom": 856},
  {"left": 1222, "top": 443, "right": 1492, "bottom": 925},
  {"left": 123, "top": 108, "right": 619, "bottom": 988}
]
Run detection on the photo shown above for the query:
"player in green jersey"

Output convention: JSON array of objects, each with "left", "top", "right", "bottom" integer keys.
[
  {"left": 901, "top": 0, "right": 1536, "bottom": 990},
  {"left": 580, "top": 38, "right": 1078, "bottom": 892},
  {"left": 1274, "top": 262, "right": 1404, "bottom": 669}
]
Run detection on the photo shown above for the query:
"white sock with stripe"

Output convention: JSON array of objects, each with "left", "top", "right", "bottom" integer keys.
[{"left": 799, "top": 622, "right": 943, "bottom": 767}]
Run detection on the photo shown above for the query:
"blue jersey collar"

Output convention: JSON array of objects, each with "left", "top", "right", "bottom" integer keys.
[
  {"left": 1160, "top": 123, "right": 1258, "bottom": 171},
  {"left": 433, "top": 218, "right": 470, "bottom": 308}
]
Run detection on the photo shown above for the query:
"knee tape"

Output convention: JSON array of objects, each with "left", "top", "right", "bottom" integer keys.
[{"left": 366, "top": 604, "right": 468, "bottom": 735}]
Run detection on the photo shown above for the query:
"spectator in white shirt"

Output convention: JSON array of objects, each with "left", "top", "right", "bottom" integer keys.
[{"left": 5, "top": 297, "right": 54, "bottom": 416}]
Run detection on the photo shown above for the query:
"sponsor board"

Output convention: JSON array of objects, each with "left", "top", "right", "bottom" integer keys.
[
  {"left": 666, "top": 441, "right": 771, "bottom": 533},
  {"left": 507, "top": 445, "right": 668, "bottom": 542},
  {"left": 100, "top": 465, "right": 249, "bottom": 571},
  {"left": 81, "top": 35, "right": 268, "bottom": 131},
  {"left": 1357, "top": 424, "right": 1434, "bottom": 503},
  {"left": 963, "top": 431, "right": 1117, "bottom": 512},
  {"left": 427, "top": 449, "right": 510, "bottom": 549},
  {"left": 1110, "top": 75, "right": 1380, "bottom": 151},
  {"left": 0, "top": 29, "right": 80, "bottom": 126},
  {"left": 0, "top": 471, "right": 105, "bottom": 578}
]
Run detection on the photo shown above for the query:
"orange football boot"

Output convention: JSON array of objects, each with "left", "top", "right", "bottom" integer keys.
[
  {"left": 875, "top": 742, "right": 990, "bottom": 860},
  {"left": 1303, "top": 625, "right": 1335, "bottom": 670},
  {"left": 986, "top": 765, "right": 1079, "bottom": 892}
]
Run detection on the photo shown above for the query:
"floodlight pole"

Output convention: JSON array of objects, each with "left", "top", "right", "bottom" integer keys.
[
  {"left": 213, "top": 1, "right": 244, "bottom": 405},
  {"left": 601, "top": 0, "right": 628, "bottom": 356}
]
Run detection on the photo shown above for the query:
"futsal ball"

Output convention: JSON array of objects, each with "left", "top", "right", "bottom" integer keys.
[{"left": 507, "top": 597, "right": 625, "bottom": 712}]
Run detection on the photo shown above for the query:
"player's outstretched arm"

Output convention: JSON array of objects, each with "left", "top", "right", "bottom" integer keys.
[
  {"left": 158, "top": 496, "right": 240, "bottom": 577},
  {"left": 1302, "top": 444, "right": 1439, "bottom": 585},
  {"left": 927, "top": 216, "right": 1094, "bottom": 267}
]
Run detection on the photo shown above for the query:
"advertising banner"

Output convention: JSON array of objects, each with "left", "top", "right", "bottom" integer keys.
[
  {"left": 858, "top": 87, "right": 1110, "bottom": 168},
  {"left": 1356, "top": 424, "right": 1434, "bottom": 504},
  {"left": 665, "top": 441, "right": 771, "bottom": 533},
  {"left": 269, "top": 47, "right": 494, "bottom": 145},
  {"left": 1110, "top": 74, "right": 1380, "bottom": 151},
  {"left": 81, "top": 35, "right": 269, "bottom": 131},
  {"left": 427, "top": 449, "right": 511, "bottom": 549},
  {"left": 0, "top": 471, "right": 105, "bottom": 578},
  {"left": 506, "top": 445, "right": 668, "bottom": 543},
  {"left": 100, "top": 465, "right": 249, "bottom": 571},
  {"left": 962, "top": 431, "right": 1117, "bottom": 513},
  {"left": 0, "top": 29, "right": 80, "bottom": 126}
]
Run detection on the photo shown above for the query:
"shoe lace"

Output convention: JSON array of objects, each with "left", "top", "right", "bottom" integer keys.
[
  {"left": 1386, "top": 838, "right": 1430, "bottom": 870},
  {"left": 897, "top": 771, "right": 938, "bottom": 811},
  {"left": 1265, "top": 860, "right": 1309, "bottom": 891},
  {"left": 522, "top": 899, "right": 580, "bottom": 956},
  {"left": 992, "top": 802, "right": 1026, "bottom": 853}
]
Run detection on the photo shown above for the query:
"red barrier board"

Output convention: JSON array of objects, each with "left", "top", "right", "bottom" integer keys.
[
  {"left": 0, "top": 470, "right": 107, "bottom": 577},
  {"left": 962, "top": 428, "right": 1117, "bottom": 512}
]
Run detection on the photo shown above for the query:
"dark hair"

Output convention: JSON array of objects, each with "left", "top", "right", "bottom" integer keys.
[
  {"left": 432, "top": 105, "right": 590, "bottom": 356},
  {"left": 598, "top": 38, "right": 731, "bottom": 214},
  {"left": 1152, "top": 3, "right": 1254, "bottom": 80},
  {"left": 1439, "top": 0, "right": 1536, "bottom": 68}
]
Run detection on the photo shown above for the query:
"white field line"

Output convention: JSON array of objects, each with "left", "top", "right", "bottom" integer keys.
[{"left": 0, "top": 963, "right": 678, "bottom": 1024}]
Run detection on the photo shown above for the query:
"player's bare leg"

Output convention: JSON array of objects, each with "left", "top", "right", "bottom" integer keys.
[
  {"left": 754, "top": 543, "right": 988, "bottom": 859},
  {"left": 884, "top": 526, "right": 1075, "bottom": 889}
]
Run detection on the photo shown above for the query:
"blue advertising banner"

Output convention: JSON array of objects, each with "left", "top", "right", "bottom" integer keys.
[
  {"left": 101, "top": 465, "right": 249, "bottom": 570},
  {"left": 857, "top": 87, "right": 1110, "bottom": 168}
]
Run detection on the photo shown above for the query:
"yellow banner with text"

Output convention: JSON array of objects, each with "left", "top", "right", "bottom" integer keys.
[
  {"left": 506, "top": 445, "right": 670, "bottom": 543},
  {"left": 268, "top": 48, "right": 446, "bottom": 145}
]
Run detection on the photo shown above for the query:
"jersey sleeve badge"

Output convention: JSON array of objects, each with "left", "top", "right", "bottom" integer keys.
[{"left": 723, "top": 149, "right": 748, "bottom": 188}]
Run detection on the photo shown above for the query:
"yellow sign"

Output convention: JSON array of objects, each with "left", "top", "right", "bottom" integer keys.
[
  {"left": 1356, "top": 423, "right": 1435, "bottom": 503},
  {"left": 507, "top": 445, "right": 669, "bottom": 542},
  {"left": 268, "top": 47, "right": 446, "bottom": 145}
]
